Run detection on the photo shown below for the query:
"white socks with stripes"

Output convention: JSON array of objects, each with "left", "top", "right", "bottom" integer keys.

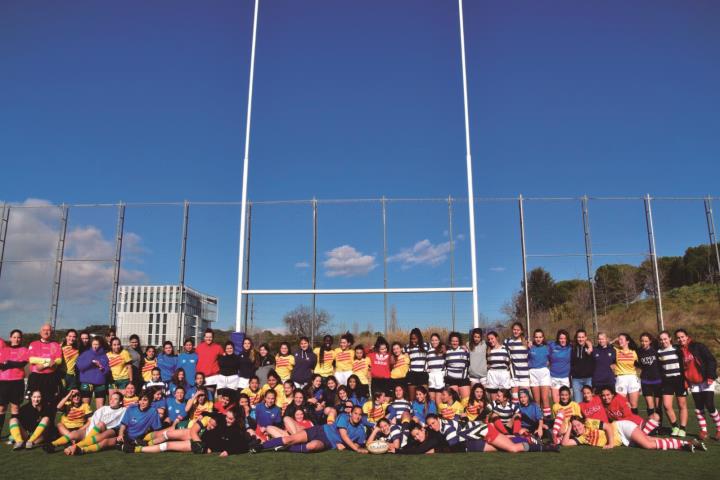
[
  {"left": 710, "top": 410, "right": 720, "bottom": 429},
  {"left": 642, "top": 418, "right": 660, "bottom": 435},
  {"left": 654, "top": 438, "right": 686, "bottom": 450},
  {"left": 695, "top": 409, "right": 708, "bottom": 432},
  {"left": 551, "top": 410, "right": 565, "bottom": 443}
]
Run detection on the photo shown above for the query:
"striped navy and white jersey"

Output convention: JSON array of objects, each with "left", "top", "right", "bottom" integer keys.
[
  {"left": 487, "top": 345, "right": 511, "bottom": 371},
  {"left": 458, "top": 420, "right": 488, "bottom": 441},
  {"left": 491, "top": 400, "right": 520, "bottom": 421},
  {"left": 444, "top": 347, "right": 470, "bottom": 379},
  {"left": 380, "top": 424, "right": 409, "bottom": 448},
  {"left": 657, "top": 345, "right": 682, "bottom": 379},
  {"left": 426, "top": 347, "right": 445, "bottom": 372},
  {"left": 439, "top": 419, "right": 461, "bottom": 446},
  {"left": 503, "top": 337, "right": 530, "bottom": 380},
  {"left": 405, "top": 342, "right": 429, "bottom": 373},
  {"left": 387, "top": 399, "right": 413, "bottom": 421}
]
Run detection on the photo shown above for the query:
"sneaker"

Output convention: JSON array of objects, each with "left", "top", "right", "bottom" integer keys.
[
  {"left": 698, "top": 430, "right": 707, "bottom": 441},
  {"left": 12, "top": 441, "right": 25, "bottom": 451},
  {"left": 6, "top": 438, "right": 15, "bottom": 445},
  {"left": 677, "top": 429, "right": 686, "bottom": 438},
  {"left": 683, "top": 442, "right": 696, "bottom": 453},
  {"left": 24, "top": 441, "right": 34, "bottom": 450},
  {"left": 714, "top": 431, "right": 720, "bottom": 442},
  {"left": 693, "top": 440, "right": 708, "bottom": 452},
  {"left": 670, "top": 427, "right": 680, "bottom": 437}
]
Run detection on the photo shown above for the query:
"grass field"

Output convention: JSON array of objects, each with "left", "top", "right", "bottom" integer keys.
[{"left": 2, "top": 397, "right": 719, "bottom": 480}]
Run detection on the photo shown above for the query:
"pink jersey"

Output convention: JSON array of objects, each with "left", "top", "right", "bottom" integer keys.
[
  {"left": 0, "top": 343, "right": 29, "bottom": 381},
  {"left": 28, "top": 340, "right": 62, "bottom": 374}
]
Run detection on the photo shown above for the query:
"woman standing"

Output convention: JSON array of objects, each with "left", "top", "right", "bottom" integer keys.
[
  {"left": 60, "top": 329, "right": 79, "bottom": 392},
  {"left": 657, "top": 330, "right": 687, "bottom": 437},
  {"left": 0, "top": 330, "right": 29, "bottom": 433},
  {"left": 426, "top": 333, "right": 446, "bottom": 404},
  {"left": 675, "top": 328, "right": 720, "bottom": 441},
  {"left": 528, "top": 329, "right": 551, "bottom": 419},
  {"left": 313, "top": 335, "right": 336, "bottom": 380},
  {"left": 333, "top": 333, "right": 354, "bottom": 386},
  {"left": 467, "top": 328, "right": 487, "bottom": 386},
  {"left": 77, "top": 337, "right": 109, "bottom": 409},
  {"left": 107, "top": 337, "right": 133, "bottom": 396},
  {"left": 405, "top": 328, "right": 429, "bottom": 400},
  {"left": 485, "top": 331, "right": 512, "bottom": 402},
  {"left": 275, "top": 342, "right": 295, "bottom": 383},
  {"left": 637, "top": 333, "right": 663, "bottom": 428},
  {"left": 291, "top": 337, "right": 316, "bottom": 389},
  {"left": 592, "top": 332, "right": 616, "bottom": 393},
  {"left": 237, "top": 337, "right": 258, "bottom": 390},
  {"left": 612, "top": 333, "right": 641, "bottom": 414},
  {"left": 548, "top": 329, "right": 572, "bottom": 404},
  {"left": 368, "top": 337, "right": 392, "bottom": 396},
  {"left": 570, "top": 329, "right": 594, "bottom": 401},
  {"left": 141, "top": 346, "right": 158, "bottom": 384},
  {"left": 217, "top": 341, "right": 241, "bottom": 390},
  {"left": 444, "top": 332, "right": 470, "bottom": 401},
  {"left": 503, "top": 322, "right": 530, "bottom": 404},
  {"left": 256, "top": 343, "right": 275, "bottom": 386},
  {"left": 157, "top": 341, "right": 178, "bottom": 383},
  {"left": 390, "top": 342, "right": 410, "bottom": 390},
  {"left": 351, "top": 346, "right": 370, "bottom": 398}
]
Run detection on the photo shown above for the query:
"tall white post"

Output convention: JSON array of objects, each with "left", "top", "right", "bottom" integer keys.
[
  {"left": 236, "top": 0, "right": 261, "bottom": 331},
  {"left": 458, "top": 0, "right": 480, "bottom": 328}
]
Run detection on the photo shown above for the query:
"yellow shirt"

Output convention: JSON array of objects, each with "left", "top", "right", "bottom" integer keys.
[
  {"left": 614, "top": 348, "right": 638, "bottom": 376},
  {"left": 552, "top": 402, "right": 581, "bottom": 429},
  {"left": 241, "top": 386, "right": 263, "bottom": 406},
  {"left": 575, "top": 419, "right": 622, "bottom": 448},
  {"left": 188, "top": 401, "right": 214, "bottom": 427},
  {"left": 334, "top": 348, "right": 354, "bottom": 372},
  {"left": 438, "top": 401, "right": 464, "bottom": 420},
  {"left": 61, "top": 402, "right": 92, "bottom": 429},
  {"left": 107, "top": 350, "right": 132, "bottom": 381},
  {"left": 463, "top": 399, "right": 486, "bottom": 422},
  {"left": 259, "top": 384, "right": 286, "bottom": 407},
  {"left": 352, "top": 358, "right": 370, "bottom": 384},
  {"left": 313, "top": 347, "right": 336, "bottom": 377},
  {"left": 362, "top": 400, "right": 388, "bottom": 423},
  {"left": 62, "top": 345, "right": 79, "bottom": 375},
  {"left": 391, "top": 354, "right": 410, "bottom": 379},
  {"left": 123, "top": 395, "right": 139, "bottom": 407},
  {"left": 141, "top": 358, "right": 157, "bottom": 382},
  {"left": 275, "top": 354, "right": 295, "bottom": 381}
]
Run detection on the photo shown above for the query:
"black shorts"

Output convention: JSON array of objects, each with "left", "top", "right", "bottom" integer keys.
[
  {"left": 371, "top": 378, "right": 393, "bottom": 396},
  {"left": 305, "top": 424, "right": 332, "bottom": 450},
  {"left": 392, "top": 378, "right": 409, "bottom": 390},
  {"left": 406, "top": 371, "right": 429, "bottom": 387},
  {"left": 661, "top": 377, "right": 687, "bottom": 397},
  {"left": 444, "top": 376, "right": 471, "bottom": 387},
  {"left": 0, "top": 380, "right": 25, "bottom": 405},
  {"left": 27, "top": 372, "right": 61, "bottom": 408},
  {"left": 641, "top": 382, "right": 662, "bottom": 397}
]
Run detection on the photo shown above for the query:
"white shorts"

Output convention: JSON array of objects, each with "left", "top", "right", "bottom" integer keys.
[
  {"left": 215, "top": 374, "right": 240, "bottom": 390},
  {"left": 293, "top": 381, "right": 307, "bottom": 390},
  {"left": 551, "top": 377, "right": 570, "bottom": 389},
  {"left": 512, "top": 377, "right": 530, "bottom": 388},
  {"left": 615, "top": 375, "right": 641, "bottom": 395},
  {"left": 335, "top": 370, "right": 352, "bottom": 386},
  {"left": 529, "top": 368, "right": 551, "bottom": 387},
  {"left": 688, "top": 380, "right": 715, "bottom": 394},
  {"left": 615, "top": 419, "right": 638, "bottom": 446},
  {"left": 237, "top": 376, "right": 250, "bottom": 390},
  {"left": 428, "top": 370, "right": 445, "bottom": 390},
  {"left": 486, "top": 369, "right": 512, "bottom": 390},
  {"left": 205, "top": 374, "right": 221, "bottom": 387},
  {"left": 469, "top": 375, "right": 487, "bottom": 387}
]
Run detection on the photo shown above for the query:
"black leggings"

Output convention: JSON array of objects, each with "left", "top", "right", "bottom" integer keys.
[{"left": 692, "top": 390, "right": 716, "bottom": 412}]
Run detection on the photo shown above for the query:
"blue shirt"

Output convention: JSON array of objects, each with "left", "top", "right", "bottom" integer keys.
[
  {"left": 152, "top": 398, "right": 167, "bottom": 411},
  {"left": 548, "top": 341, "right": 572, "bottom": 378},
  {"left": 528, "top": 344, "right": 549, "bottom": 369},
  {"left": 157, "top": 354, "right": 178, "bottom": 382},
  {"left": 592, "top": 345, "right": 616, "bottom": 385},
  {"left": 255, "top": 403, "right": 282, "bottom": 427},
  {"left": 165, "top": 398, "right": 187, "bottom": 422},
  {"left": 178, "top": 352, "right": 198, "bottom": 385},
  {"left": 411, "top": 400, "right": 437, "bottom": 424},
  {"left": 519, "top": 402, "right": 543, "bottom": 430},
  {"left": 185, "top": 385, "right": 214, "bottom": 402},
  {"left": 121, "top": 405, "right": 162, "bottom": 440},
  {"left": 324, "top": 413, "right": 366, "bottom": 449}
]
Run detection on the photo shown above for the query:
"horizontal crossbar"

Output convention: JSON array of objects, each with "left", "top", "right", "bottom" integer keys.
[{"left": 241, "top": 287, "right": 473, "bottom": 295}]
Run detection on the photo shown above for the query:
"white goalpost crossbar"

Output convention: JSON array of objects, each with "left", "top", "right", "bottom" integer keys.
[{"left": 234, "top": 0, "right": 481, "bottom": 331}]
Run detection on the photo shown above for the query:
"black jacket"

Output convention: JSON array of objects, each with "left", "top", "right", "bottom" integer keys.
[
  {"left": 570, "top": 343, "right": 594, "bottom": 378},
  {"left": 685, "top": 341, "right": 717, "bottom": 383}
]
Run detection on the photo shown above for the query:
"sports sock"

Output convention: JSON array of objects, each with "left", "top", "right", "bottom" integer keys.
[
  {"left": 511, "top": 392, "right": 519, "bottom": 404},
  {"left": 646, "top": 408, "right": 655, "bottom": 416},
  {"left": 551, "top": 410, "right": 565, "bottom": 440},
  {"left": 695, "top": 409, "right": 708, "bottom": 432},
  {"left": 76, "top": 435, "right": 98, "bottom": 448},
  {"left": 288, "top": 444, "right": 307, "bottom": 453},
  {"left": 134, "top": 446, "right": 143, "bottom": 453},
  {"left": 143, "top": 432, "right": 154, "bottom": 442},
  {"left": 9, "top": 422, "right": 23, "bottom": 444},
  {"left": 542, "top": 407, "right": 551, "bottom": 417},
  {"left": 81, "top": 443, "right": 101, "bottom": 453},
  {"left": 261, "top": 437, "right": 285, "bottom": 450},
  {"left": 512, "top": 418, "right": 522, "bottom": 434},
  {"left": 642, "top": 418, "right": 660, "bottom": 435},
  {"left": 631, "top": 407, "right": 639, "bottom": 415},
  {"left": 27, "top": 422, "right": 46, "bottom": 443},
  {"left": 655, "top": 438, "right": 685, "bottom": 450},
  {"left": 709, "top": 410, "right": 720, "bottom": 429},
  {"left": 159, "top": 442, "right": 168, "bottom": 452},
  {"left": 52, "top": 434, "right": 72, "bottom": 447}
]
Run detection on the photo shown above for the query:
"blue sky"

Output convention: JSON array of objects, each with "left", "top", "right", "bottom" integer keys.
[{"left": 0, "top": 0, "right": 718, "bottom": 334}]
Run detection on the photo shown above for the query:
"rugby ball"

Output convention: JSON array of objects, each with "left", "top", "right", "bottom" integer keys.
[{"left": 367, "top": 440, "right": 389, "bottom": 454}]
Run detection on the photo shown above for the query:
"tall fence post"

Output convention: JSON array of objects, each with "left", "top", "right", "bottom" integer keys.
[
  {"left": 50, "top": 204, "right": 69, "bottom": 329},
  {"left": 243, "top": 202, "right": 253, "bottom": 334},
  {"left": 704, "top": 196, "right": 720, "bottom": 282},
  {"left": 311, "top": 198, "right": 318, "bottom": 346},
  {"left": 109, "top": 203, "right": 126, "bottom": 328},
  {"left": 0, "top": 204, "right": 10, "bottom": 284},
  {"left": 581, "top": 196, "right": 599, "bottom": 336},
  {"left": 518, "top": 195, "right": 531, "bottom": 334},
  {"left": 448, "top": 196, "right": 456, "bottom": 331},
  {"left": 382, "top": 196, "right": 389, "bottom": 335},
  {"left": 643, "top": 194, "right": 664, "bottom": 332},
  {"left": 178, "top": 201, "right": 190, "bottom": 345}
]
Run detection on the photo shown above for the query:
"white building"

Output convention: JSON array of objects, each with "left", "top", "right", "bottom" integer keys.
[{"left": 116, "top": 285, "right": 217, "bottom": 347}]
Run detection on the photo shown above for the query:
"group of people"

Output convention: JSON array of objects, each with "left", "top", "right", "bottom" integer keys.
[{"left": 0, "top": 322, "right": 716, "bottom": 457}]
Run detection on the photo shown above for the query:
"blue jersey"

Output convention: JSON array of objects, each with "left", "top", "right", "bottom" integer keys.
[
  {"left": 165, "top": 397, "right": 187, "bottom": 422},
  {"left": 592, "top": 345, "right": 616, "bottom": 385},
  {"left": 121, "top": 405, "right": 162, "bottom": 440},
  {"left": 157, "top": 354, "right": 178, "bottom": 382},
  {"left": 548, "top": 341, "right": 571, "bottom": 378},
  {"left": 519, "top": 402, "right": 543, "bottom": 430},
  {"left": 528, "top": 344, "right": 549, "bottom": 369},
  {"left": 411, "top": 400, "right": 437, "bottom": 424},
  {"left": 185, "top": 385, "right": 214, "bottom": 402},
  {"left": 324, "top": 413, "right": 366, "bottom": 449},
  {"left": 255, "top": 403, "right": 282, "bottom": 427},
  {"left": 177, "top": 352, "right": 198, "bottom": 384},
  {"left": 152, "top": 397, "right": 167, "bottom": 412}
]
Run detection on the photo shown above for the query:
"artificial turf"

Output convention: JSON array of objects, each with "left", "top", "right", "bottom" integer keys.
[{"left": 2, "top": 397, "right": 719, "bottom": 480}]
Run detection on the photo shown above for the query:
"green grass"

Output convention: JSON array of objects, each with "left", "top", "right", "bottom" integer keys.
[{"left": 2, "top": 397, "right": 720, "bottom": 480}]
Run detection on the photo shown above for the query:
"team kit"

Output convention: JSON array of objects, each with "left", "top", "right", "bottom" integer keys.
[{"left": 0, "top": 322, "right": 717, "bottom": 457}]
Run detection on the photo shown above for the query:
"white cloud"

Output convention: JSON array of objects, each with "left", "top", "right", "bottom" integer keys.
[
  {"left": 388, "top": 239, "right": 451, "bottom": 269},
  {"left": 323, "top": 245, "right": 377, "bottom": 278},
  {"left": 489, "top": 266, "right": 506, "bottom": 272},
  {"left": 456, "top": 233, "right": 466, "bottom": 241},
  {"left": 294, "top": 261, "right": 310, "bottom": 269}
]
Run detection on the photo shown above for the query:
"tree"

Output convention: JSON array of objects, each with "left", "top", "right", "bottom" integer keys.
[
  {"left": 388, "top": 305, "right": 399, "bottom": 333},
  {"left": 282, "top": 305, "right": 331, "bottom": 338},
  {"left": 527, "top": 268, "right": 561, "bottom": 311}
]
